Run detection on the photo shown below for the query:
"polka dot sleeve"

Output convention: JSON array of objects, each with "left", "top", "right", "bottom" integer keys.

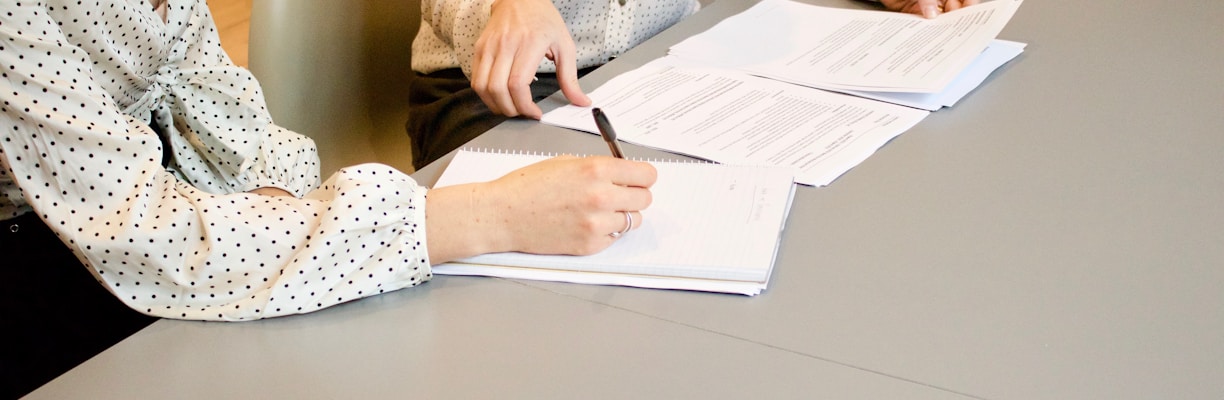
[
  {"left": 0, "top": 1, "right": 431, "bottom": 321},
  {"left": 414, "top": 0, "right": 494, "bottom": 75},
  {"left": 412, "top": 0, "right": 700, "bottom": 75}
]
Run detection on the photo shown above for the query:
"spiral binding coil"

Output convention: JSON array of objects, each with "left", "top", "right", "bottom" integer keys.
[{"left": 459, "top": 147, "right": 718, "bottom": 165}]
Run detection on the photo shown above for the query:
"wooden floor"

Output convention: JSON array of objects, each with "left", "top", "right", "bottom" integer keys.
[{"left": 208, "top": 0, "right": 253, "bottom": 67}]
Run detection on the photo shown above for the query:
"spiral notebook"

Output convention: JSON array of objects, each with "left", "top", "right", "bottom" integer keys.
[
  {"left": 430, "top": 148, "right": 793, "bottom": 296},
  {"left": 430, "top": 149, "right": 797, "bottom": 295}
]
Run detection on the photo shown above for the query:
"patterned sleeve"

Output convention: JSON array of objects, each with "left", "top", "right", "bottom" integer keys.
[
  {"left": 138, "top": 1, "right": 320, "bottom": 197},
  {"left": 0, "top": 1, "right": 432, "bottom": 321},
  {"left": 414, "top": 0, "right": 494, "bottom": 75},
  {"left": 411, "top": 0, "right": 702, "bottom": 75}
]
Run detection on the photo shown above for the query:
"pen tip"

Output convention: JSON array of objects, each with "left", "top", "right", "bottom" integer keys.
[{"left": 592, "top": 107, "right": 602, "bottom": 115}]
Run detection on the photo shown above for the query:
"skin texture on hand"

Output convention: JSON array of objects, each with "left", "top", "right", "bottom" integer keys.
[
  {"left": 879, "top": 0, "right": 981, "bottom": 19},
  {"left": 425, "top": 156, "right": 656, "bottom": 264},
  {"left": 472, "top": 0, "right": 592, "bottom": 119}
]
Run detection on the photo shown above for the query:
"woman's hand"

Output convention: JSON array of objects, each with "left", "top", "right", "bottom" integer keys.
[
  {"left": 471, "top": 0, "right": 592, "bottom": 119},
  {"left": 878, "top": 0, "right": 980, "bottom": 19},
  {"left": 426, "top": 156, "right": 656, "bottom": 264}
]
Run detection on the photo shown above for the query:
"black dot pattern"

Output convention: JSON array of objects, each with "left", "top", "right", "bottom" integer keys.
[
  {"left": 0, "top": 0, "right": 432, "bottom": 321},
  {"left": 412, "top": 0, "right": 701, "bottom": 75}
]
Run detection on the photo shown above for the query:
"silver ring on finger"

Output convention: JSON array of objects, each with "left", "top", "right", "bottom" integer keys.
[{"left": 609, "top": 211, "right": 633, "bottom": 239}]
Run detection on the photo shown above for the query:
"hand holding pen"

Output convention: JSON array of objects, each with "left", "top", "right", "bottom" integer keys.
[
  {"left": 591, "top": 107, "right": 645, "bottom": 239},
  {"left": 592, "top": 108, "right": 626, "bottom": 159}
]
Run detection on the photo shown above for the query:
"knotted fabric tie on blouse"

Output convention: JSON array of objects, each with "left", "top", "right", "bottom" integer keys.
[{"left": 123, "top": 61, "right": 272, "bottom": 180}]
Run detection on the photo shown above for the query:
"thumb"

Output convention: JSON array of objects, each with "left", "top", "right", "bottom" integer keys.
[{"left": 917, "top": 0, "right": 941, "bottom": 18}]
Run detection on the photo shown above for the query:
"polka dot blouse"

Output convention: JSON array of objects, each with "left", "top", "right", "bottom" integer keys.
[
  {"left": 412, "top": 0, "right": 702, "bottom": 75},
  {"left": 0, "top": 0, "right": 432, "bottom": 321}
]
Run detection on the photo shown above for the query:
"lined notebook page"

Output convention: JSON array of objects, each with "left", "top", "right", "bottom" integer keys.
[{"left": 430, "top": 149, "right": 795, "bottom": 293}]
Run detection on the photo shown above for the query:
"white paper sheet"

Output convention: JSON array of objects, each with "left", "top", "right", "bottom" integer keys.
[
  {"left": 669, "top": 0, "right": 1024, "bottom": 93},
  {"left": 542, "top": 56, "right": 930, "bottom": 186},
  {"left": 835, "top": 40, "right": 1027, "bottom": 110}
]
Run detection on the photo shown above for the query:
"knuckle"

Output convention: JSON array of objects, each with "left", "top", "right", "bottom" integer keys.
[
  {"left": 577, "top": 158, "right": 609, "bottom": 179},
  {"left": 583, "top": 191, "right": 612, "bottom": 210},
  {"left": 576, "top": 214, "right": 601, "bottom": 234}
]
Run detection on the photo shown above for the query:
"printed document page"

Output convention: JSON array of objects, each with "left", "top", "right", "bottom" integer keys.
[
  {"left": 837, "top": 39, "right": 1027, "bottom": 110},
  {"left": 668, "top": 0, "right": 1024, "bottom": 93},
  {"left": 541, "top": 56, "right": 929, "bottom": 186}
]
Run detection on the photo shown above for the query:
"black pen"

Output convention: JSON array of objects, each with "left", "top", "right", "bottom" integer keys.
[{"left": 591, "top": 107, "right": 626, "bottom": 159}]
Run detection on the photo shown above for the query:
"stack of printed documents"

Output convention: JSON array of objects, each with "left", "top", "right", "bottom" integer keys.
[
  {"left": 667, "top": 0, "right": 1025, "bottom": 110},
  {"left": 543, "top": 0, "right": 1025, "bottom": 186}
]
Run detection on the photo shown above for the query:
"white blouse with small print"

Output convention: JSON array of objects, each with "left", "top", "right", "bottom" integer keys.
[
  {"left": 0, "top": 0, "right": 431, "bottom": 321},
  {"left": 412, "top": 0, "right": 702, "bottom": 75}
]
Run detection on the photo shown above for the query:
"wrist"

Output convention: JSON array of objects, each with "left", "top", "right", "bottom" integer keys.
[{"left": 424, "top": 183, "right": 514, "bottom": 264}]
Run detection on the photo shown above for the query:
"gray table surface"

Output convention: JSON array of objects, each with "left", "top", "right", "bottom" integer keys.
[{"left": 30, "top": 1, "right": 1224, "bottom": 399}]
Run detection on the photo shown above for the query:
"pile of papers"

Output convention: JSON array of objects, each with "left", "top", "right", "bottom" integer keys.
[
  {"left": 451, "top": 0, "right": 1028, "bottom": 295},
  {"left": 668, "top": 0, "right": 1025, "bottom": 100},
  {"left": 543, "top": 0, "right": 1025, "bottom": 186}
]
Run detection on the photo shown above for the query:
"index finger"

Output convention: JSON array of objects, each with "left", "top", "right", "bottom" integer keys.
[
  {"left": 552, "top": 39, "right": 591, "bottom": 108},
  {"left": 509, "top": 44, "right": 550, "bottom": 119},
  {"left": 603, "top": 157, "right": 658, "bottom": 189},
  {"left": 946, "top": 0, "right": 979, "bottom": 11},
  {"left": 916, "top": 0, "right": 942, "bottom": 18}
]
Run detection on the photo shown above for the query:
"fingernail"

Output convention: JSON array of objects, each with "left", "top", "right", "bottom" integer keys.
[{"left": 922, "top": 5, "right": 939, "bottom": 19}]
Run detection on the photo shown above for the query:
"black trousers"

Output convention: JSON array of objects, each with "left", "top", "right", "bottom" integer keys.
[
  {"left": 406, "top": 67, "right": 596, "bottom": 170},
  {"left": 0, "top": 212, "right": 157, "bottom": 399}
]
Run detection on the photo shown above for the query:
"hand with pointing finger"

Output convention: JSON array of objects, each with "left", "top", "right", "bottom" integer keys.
[
  {"left": 471, "top": 0, "right": 592, "bottom": 119},
  {"left": 878, "top": 0, "right": 981, "bottom": 19}
]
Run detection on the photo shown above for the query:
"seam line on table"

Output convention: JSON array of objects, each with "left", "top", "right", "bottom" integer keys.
[{"left": 511, "top": 280, "right": 991, "bottom": 400}]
